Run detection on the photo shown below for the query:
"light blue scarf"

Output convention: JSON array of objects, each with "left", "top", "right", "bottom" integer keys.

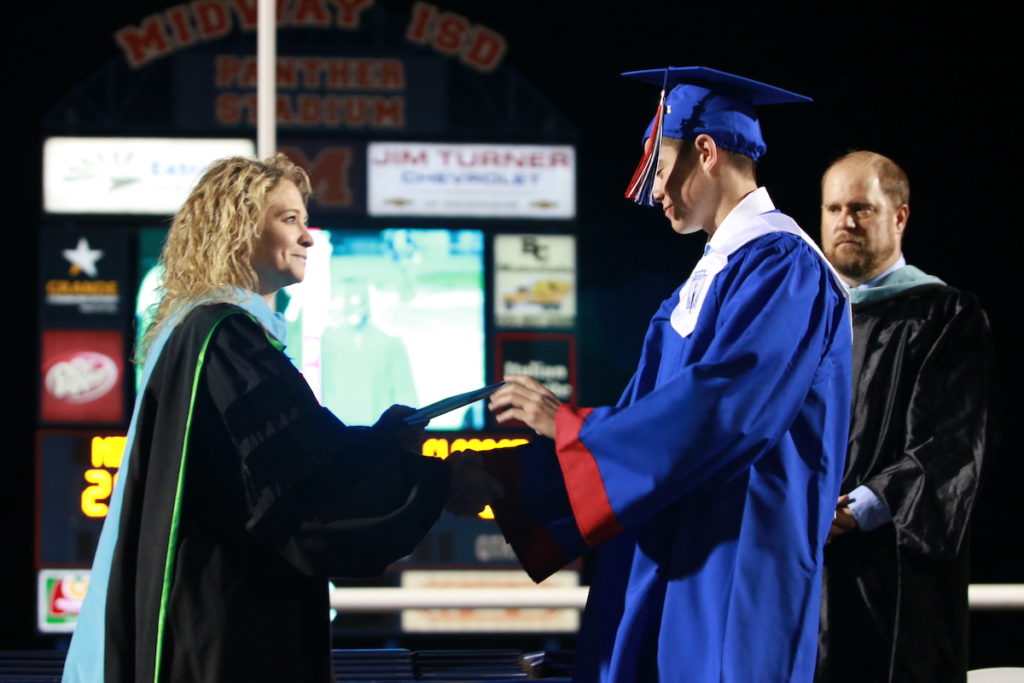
[{"left": 849, "top": 265, "right": 946, "bottom": 305}]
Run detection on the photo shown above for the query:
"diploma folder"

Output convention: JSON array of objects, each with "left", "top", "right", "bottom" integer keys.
[{"left": 403, "top": 382, "right": 505, "bottom": 426}]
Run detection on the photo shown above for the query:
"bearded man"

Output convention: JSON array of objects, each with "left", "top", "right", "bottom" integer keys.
[{"left": 816, "top": 150, "right": 995, "bottom": 682}]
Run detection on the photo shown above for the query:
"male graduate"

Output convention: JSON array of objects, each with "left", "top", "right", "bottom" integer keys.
[
  {"left": 816, "top": 151, "right": 995, "bottom": 682},
  {"left": 479, "top": 67, "right": 853, "bottom": 682}
]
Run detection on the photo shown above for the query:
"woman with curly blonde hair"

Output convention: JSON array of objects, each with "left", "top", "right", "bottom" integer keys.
[
  {"left": 141, "top": 153, "right": 310, "bottom": 353},
  {"left": 64, "top": 155, "right": 452, "bottom": 683}
]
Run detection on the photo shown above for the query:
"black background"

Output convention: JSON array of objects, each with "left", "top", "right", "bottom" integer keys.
[{"left": 4, "top": 0, "right": 1021, "bottom": 666}]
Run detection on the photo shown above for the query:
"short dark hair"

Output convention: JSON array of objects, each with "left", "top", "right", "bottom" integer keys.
[
  {"left": 722, "top": 147, "right": 756, "bottom": 179},
  {"left": 826, "top": 150, "right": 909, "bottom": 208},
  {"left": 664, "top": 136, "right": 757, "bottom": 180}
]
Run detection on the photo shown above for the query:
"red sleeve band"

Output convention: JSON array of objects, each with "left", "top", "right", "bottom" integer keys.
[{"left": 554, "top": 405, "right": 624, "bottom": 548}]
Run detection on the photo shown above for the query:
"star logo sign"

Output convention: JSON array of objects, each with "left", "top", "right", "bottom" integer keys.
[{"left": 63, "top": 237, "right": 104, "bottom": 278}]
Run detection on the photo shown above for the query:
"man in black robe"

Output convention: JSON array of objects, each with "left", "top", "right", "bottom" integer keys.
[{"left": 815, "top": 151, "right": 995, "bottom": 682}]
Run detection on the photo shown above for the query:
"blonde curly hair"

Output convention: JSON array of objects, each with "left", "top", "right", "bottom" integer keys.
[{"left": 140, "top": 153, "right": 311, "bottom": 356}]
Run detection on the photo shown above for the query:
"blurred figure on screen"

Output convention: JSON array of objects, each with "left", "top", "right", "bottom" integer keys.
[{"left": 320, "top": 277, "right": 418, "bottom": 425}]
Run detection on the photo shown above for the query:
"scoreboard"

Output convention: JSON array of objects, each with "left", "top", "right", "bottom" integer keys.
[{"left": 38, "top": 140, "right": 579, "bottom": 635}]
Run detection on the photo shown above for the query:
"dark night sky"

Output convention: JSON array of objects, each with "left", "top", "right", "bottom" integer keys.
[{"left": 4, "top": 0, "right": 1021, "bottom": 662}]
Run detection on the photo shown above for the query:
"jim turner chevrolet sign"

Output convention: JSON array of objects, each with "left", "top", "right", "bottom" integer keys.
[{"left": 367, "top": 142, "right": 576, "bottom": 218}]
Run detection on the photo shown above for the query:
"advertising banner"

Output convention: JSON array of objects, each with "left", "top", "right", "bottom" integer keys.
[
  {"left": 494, "top": 333, "right": 576, "bottom": 406},
  {"left": 40, "top": 229, "right": 131, "bottom": 327},
  {"left": 37, "top": 569, "right": 91, "bottom": 633},
  {"left": 44, "top": 137, "right": 254, "bottom": 214},
  {"left": 494, "top": 234, "right": 576, "bottom": 329},
  {"left": 400, "top": 570, "right": 580, "bottom": 633},
  {"left": 368, "top": 143, "right": 575, "bottom": 218},
  {"left": 40, "top": 330, "right": 125, "bottom": 424}
]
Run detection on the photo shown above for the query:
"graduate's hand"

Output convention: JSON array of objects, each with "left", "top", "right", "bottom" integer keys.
[
  {"left": 445, "top": 451, "right": 505, "bottom": 517},
  {"left": 827, "top": 494, "right": 859, "bottom": 543},
  {"left": 372, "top": 404, "right": 426, "bottom": 453},
  {"left": 488, "top": 375, "right": 560, "bottom": 439}
]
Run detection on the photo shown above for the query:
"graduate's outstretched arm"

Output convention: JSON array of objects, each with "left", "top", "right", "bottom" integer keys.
[{"left": 488, "top": 375, "right": 561, "bottom": 438}]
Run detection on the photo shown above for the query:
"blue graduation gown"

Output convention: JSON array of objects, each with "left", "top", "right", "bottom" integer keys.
[{"left": 489, "top": 190, "right": 852, "bottom": 682}]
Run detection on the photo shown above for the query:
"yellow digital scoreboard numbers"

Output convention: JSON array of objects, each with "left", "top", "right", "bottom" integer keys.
[
  {"left": 423, "top": 436, "right": 528, "bottom": 519},
  {"left": 78, "top": 435, "right": 528, "bottom": 519},
  {"left": 81, "top": 436, "right": 126, "bottom": 517},
  {"left": 38, "top": 430, "right": 531, "bottom": 570}
]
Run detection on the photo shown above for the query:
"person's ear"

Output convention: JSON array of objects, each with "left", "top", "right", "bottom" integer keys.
[
  {"left": 694, "top": 133, "right": 719, "bottom": 173},
  {"left": 895, "top": 204, "right": 909, "bottom": 234}
]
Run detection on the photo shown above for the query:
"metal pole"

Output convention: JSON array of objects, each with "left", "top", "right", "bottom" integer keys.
[{"left": 257, "top": 0, "right": 276, "bottom": 159}]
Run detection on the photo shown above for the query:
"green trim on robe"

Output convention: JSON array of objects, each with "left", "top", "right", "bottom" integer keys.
[
  {"left": 849, "top": 265, "right": 946, "bottom": 305},
  {"left": 154, "top": 308, "right": 245, "bottom": 683}
]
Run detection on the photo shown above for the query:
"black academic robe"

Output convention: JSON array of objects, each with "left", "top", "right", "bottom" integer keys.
[
  {"left": 99, "top": 304, "right": 449, "bottom": 683},
  {"left": 817, "top": 284, "right": 994, "bottom": 682}
]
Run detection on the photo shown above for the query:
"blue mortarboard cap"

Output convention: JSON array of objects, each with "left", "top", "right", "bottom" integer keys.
[{"left": 623, "top": 66, "right": 811, "bottom": 206}]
